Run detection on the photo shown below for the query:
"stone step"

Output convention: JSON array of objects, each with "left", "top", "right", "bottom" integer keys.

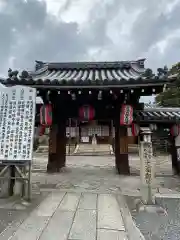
[
  {"left": 78, "top": 144, "right": 110, "bottom": 151},
  {"left": 74, "top": 152, "right": 111, "bottom": 156},
  {"left": 35, "top": 145, "right": 76, "bottom": 154},
  {"left": 76, "top": 144, "right": 111, "bottom": 156}
]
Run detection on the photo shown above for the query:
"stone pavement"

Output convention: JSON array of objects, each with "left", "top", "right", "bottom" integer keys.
[{"left": 0, "top": 192, "right": 128, "bottom": 240}]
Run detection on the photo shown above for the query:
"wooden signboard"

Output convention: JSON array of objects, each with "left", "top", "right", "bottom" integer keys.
[{"left": 0, "top": 86, "right": 36, "bottom": 161}]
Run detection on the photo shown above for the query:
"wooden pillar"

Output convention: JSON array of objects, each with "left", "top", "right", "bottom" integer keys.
[
  {"left": 119, "top": 126, "right": 130, "bottom": 175},
  {"left": 79, "top": 123, "right": 82, "bottom": 143},
  {"left": 68, "top": 118, "right": 71, "bottom": 155},
  {"left": 109, "top": 120, "right": 113, "bottom": 145},
  {"left": 47, "top": 118, "right": 66, "bottom": 173},
  {"left": 57, "top": 118, "right": 66, "bottom": 169},
  {"left": 47, "top": 124, "right": 58, "bottom": 172},
  {"left": 76, "top": 119, "right": 79, "bottom": 145},
  {"left": 114, "top": 108, "right": 130, "bottom": 175},
  {"left": 171, "top": 137, "right": 180, "bottom": 175},
  {"left": 114, "top": 114, "right": 120, "bottom": 173}
]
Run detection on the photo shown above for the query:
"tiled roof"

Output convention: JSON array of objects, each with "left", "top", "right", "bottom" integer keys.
[
  {"left": 1, "top": 59, "right": 171, "bottom": 87},
  {"left": 135, "top": 105, "right": 180, "bottom": 122},
  {"left": 31, "top": 60, "right": 145, "bottom": 83}
]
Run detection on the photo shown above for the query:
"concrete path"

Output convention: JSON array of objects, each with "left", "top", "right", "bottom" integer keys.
[{"left": 2, "top": 192, "right": 128, "bottom": 240}]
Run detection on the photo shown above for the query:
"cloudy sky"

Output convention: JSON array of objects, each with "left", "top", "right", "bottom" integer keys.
[{"left": 0, "top": 0, "right": 180, "bottom": 101}]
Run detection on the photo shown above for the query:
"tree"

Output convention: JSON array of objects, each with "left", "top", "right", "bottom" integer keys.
[{"left": 155, "top": 63, "right": 180, "bottom": 107}]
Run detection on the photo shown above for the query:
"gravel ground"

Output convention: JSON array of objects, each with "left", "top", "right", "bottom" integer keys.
[
  {"left": 0, "top": 209, "right": 22, "bottom": 233},
  {"left": 31, "top": 154, "right": 180, "bottom": 195},
  {"left": 126, "top": 195, "right": 180, "bottom": 240},
  {"left": 0, "top": 193, "right": 48, "bottom": 235}
]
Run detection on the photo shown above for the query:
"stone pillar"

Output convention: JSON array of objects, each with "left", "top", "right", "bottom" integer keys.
[
  {"left": 139, "top": 128, "right": 155, "bottom": 204},
  {"left": 114, "top": 109, "right": 130, "bottom": 175},
  {"left": 47, "top": 118, "right": 66, "bottom": 173}
]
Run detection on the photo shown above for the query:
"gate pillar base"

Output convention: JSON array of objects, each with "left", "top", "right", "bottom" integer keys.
[
  {"left": 47, "top": 120, "right": 66, "bottom": 173},
  {"left": 115, "top": 153, "right": 130, "bottom": 175},
  {"left": 47, "top": 154, "right": 59, "bottom": 173}
]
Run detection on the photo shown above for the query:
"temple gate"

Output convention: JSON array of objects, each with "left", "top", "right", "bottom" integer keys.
[{"left": 2, "top": 60, "right": 174, "bottom": 174}]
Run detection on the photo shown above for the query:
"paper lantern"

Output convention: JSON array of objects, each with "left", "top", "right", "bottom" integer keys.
[
  {"left": 120, "top": 104, "right": 133, "bottom": 125},
  {"left": 170, "top": 124, "right": 180, "bottom": 137},
  {"left": 79, "top": 105, "right": 95, "bottom": 121},
  {"left": 131, "top": 123, "right": 140, "bottom": 136},
  {"left": 40, "top": 104, "right": 52, "bottom": 126},
  {"left": 39, "top": 126, "right": 46, "bottom": 136}
]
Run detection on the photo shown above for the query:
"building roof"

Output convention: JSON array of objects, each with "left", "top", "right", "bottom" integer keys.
[
  {"left": 1, "top": 59, "right": 171, "bottom": 88},
  {"left": 135, "top": 104, "right": 180, "bottom": 123}
]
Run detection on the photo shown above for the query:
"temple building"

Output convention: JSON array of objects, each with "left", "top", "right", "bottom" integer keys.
[{"left": 1, "top": 59, "right": 178, "bottom": 175}]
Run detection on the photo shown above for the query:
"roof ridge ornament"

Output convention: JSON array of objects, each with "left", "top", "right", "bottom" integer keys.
[
  {"left": 137, "top": 58, "right": 146, "bottom": 68},
  {"left": 8, "top": 68, "right": 19, "bottom": 80},
  {"left": 157, "top": 66, "right": 168, "bottom": 78},
  {"left": 35, "top": 60, "right": 46, "bottom": 71},
  {"left": 7, "top": 68, "right": 33, "bottom": 81},
  {"left": 20, "top": 70, "right": 30, "bottom": 79},
  {"left": 142, "top": 68, "right": 155, "bottom": 78}
]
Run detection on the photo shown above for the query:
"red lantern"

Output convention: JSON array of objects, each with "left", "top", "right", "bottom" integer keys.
[
  {"left": 40, "top": 104, "right": 52, "bottom": 126},
  {"left": 39, "top": 126, "right": 46, "bottom": 136},
  {"left": 79, "top": 105, "right": 95, "bottom": 121},
  {"left": 131, "top": 123, "right": 140, "bottom": 136},
  {"left": 170, "top": 124, "right": 180, "bottom": 137},
  {"left": 120, "top": 104, "right": 133, "bottom": 125}
]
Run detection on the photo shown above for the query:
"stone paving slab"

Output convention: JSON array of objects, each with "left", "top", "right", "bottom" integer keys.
[
  {"left": 98, "top": 194, "right": 125, "bottom": 231},
  {"left": 69, "top": 209, "right": 97, "bottom": 240},
  {"left": 9, "top": 216, "right": 49, "bottom": 240},
  {"left": 34, "top": 192, "right": 65, "bottom": 217},
  {"left": 58, "top": 193, "right": 81, "bottom": 211},
  {"left": 97, "top": 229, "right": 128, "bottom": 240},
  {"left": 78, "top": 193, "right": 97, "bottom": 210},
  {"left": 39, "top": 210, "right": 75, "bottom": 240}
]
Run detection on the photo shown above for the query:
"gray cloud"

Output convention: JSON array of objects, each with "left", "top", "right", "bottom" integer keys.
[
  {"left": 0, "top": 0, "right": 180, "bottom": 76},
  {"left": 0, "top": 0, "right": 95, "bottom": 74},
  {"left": 131, "top": 2, "right": 180, "bottom": 54},
  {"left": 81, "top": 0, "right": 180, "bottom": 69}
]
